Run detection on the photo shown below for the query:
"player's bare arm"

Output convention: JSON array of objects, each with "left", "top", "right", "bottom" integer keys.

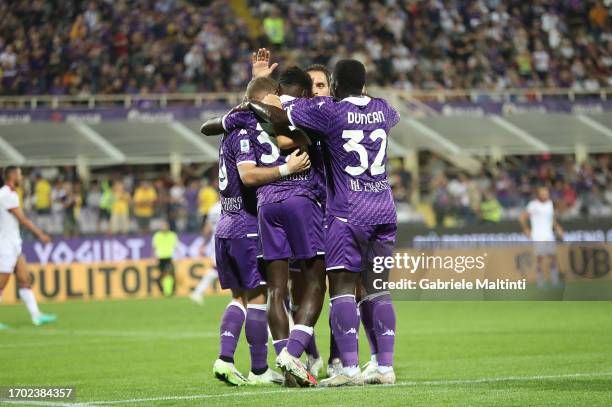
[
  {"left": 554, "top": 218, "right": 564, "bottom": 239},
  {"left": 519, "top": 210, "right": 531, "bottom": 238},
  {"left": 259, "top": 94, "right": 310, "bottom": 150},
  {"left": 9, "top": 207, "right": 50, "bottom": 243},
  {"left": 275, "top": 132, "right": 311, "bottom": 150},
  {"left": 247, "top": 101, "right": 292, "bottom": 134},
  {"left": 200, "top": 72, "right": 279, "bottom": 137},
  {"left": 237, "top": 150, "right": 310, "bottom": 187}
]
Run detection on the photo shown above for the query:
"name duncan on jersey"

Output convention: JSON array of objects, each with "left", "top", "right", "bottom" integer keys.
[{"left": 347, "top": 110, "right": 385, "bottom": 125}]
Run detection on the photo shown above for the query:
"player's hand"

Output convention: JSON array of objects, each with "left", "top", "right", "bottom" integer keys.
[
  {"left": 287, "top": 149, "right": 310, "bottom": 174},
  {"left": 38, "top": 232, "right": 51, "bottom": 244},
  {"left": 251, "top": 48, "right": 278, "bottom": 79},
  {"left": 262, "top": 93, "right": 282, "bottom": 108}
]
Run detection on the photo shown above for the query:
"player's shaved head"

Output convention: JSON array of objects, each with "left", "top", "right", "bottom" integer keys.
[
  {"left": 245, "top": 77, "right": 278, "bottom": 102},
  {"left": 536, "top": 186, "right": 550, "bottom": 201},
  {"left": 332, "top": 59, "right": 366, "bottom": 98},
  {"left": 279, "top": 66, "right": 313, "bottom": 98},
  {"left": 3, "top": 165, "right": 19, "bottom": 180},
  {"left": 2, "top": 165, "right": 21, "bottom": 187}
]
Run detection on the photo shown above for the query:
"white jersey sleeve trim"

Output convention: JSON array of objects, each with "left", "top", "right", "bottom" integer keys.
[
  {"left": 236, "top": 160, "right": 256, "bottom": 166},
  {"left": 221, "top": 114, "right": 229, "bottom": 132}
]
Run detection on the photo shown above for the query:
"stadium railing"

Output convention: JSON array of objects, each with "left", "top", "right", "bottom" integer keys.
[{"left": 0, "top": 88, "right": 609, "bottom": 109}]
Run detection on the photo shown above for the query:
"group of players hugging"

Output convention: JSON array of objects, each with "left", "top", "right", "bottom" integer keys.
[{"left": 199, "top": 49, "right": 400, "bottom": 388}]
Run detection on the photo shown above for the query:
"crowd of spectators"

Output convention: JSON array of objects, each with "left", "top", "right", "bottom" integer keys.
[
  {"left": 253, "top": 0, "right": 611, "bottom": 92},
  {"left": 3, "top": 153, "right": 610, "bottom": 237},
  {"left": 0, "top": 0, "right": 253, "bottom": 95},
  {"left": 10, "top": 166, "right": 220, "bottom": 237},
  {"left": 419, "top": 153, "right": 612, "bottom": 227},
  {"left": 1, "top": 0, "right": 610, "bottom": 96}
]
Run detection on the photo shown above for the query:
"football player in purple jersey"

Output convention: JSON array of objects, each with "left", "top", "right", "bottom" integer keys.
[
  {"left": 203, "top": 73, "right": 322, "bottom": 387},
  {"left": 246, "top": 59, "right": 400, "bottom": 387},
  {"left": 202, "top": 64, "right": 328, "bottom": 386},
  {"left": 302, "top": 64, "right": 339, "bottom": 378},
  {"left": 237, "top": 68, "right": 325, "bottom": 388},
  {"left": 208, "top": 77, "right": 311, "bottom": 386}
]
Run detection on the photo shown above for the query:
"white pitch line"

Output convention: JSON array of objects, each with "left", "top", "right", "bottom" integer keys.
[
  {"left": 1, "top": 328, "right": 217, "bottom": 340},
  {"left": 41, "top": 371, "right": 612, "bottom": 406},
  {"left": 0, "top": 335, "right": 173, "bottom": 349}
]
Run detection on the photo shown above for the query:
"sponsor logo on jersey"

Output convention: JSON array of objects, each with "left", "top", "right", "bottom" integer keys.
[{"left": 240, "top": 139, "right": 250, "bottom": 152}]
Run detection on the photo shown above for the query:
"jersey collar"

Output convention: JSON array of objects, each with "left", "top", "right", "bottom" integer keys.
[
  {"left": 341, "top": 95, "right": 371, "bottom": 106},
  {"left": 279, "top": 94, "right": 295, "bottom": 103}
]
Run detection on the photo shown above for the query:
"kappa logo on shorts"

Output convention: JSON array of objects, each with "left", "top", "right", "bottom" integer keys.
[
  {"left": 344, "top": 327, "right": 357, "bottom": 335},
  {"left": 221, "top": 331, "right": 235, "bottom": 338},
  {"left": 240, "top": 139, "right": 250, "bottom": 152},
  {"left": 382, "top": 329, "right": 395, "bottom": 336}
]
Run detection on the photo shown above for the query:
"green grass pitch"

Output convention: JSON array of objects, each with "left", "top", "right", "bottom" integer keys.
[{"left": 1, "top": 298, "right": 612, "bottom": 406}]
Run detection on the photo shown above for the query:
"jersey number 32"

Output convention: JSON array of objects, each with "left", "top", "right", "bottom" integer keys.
[{"left": 342, "top": 129, "right": 387, "bottom": 176}]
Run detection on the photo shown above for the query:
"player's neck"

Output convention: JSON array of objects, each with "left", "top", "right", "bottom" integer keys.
[{"left": 5, "top": 181, "right": 16, "bottom": 190}]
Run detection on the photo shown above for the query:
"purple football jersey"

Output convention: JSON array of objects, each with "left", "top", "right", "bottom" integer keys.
[
  {"left": 287, "top": 95, "right": 400, "bottom": 225},
  {"left": 223, "top": 107, "right": 320, "bottom": 208},
  {"left": 215, "top": 115, "right": 258, "bottom": 239},
  {"left": 280, "top": 95, "right": 326, "bottom": 205}
]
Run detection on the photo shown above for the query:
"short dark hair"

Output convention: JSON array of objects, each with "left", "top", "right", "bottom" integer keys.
[
  {"left": 333, "top": 59, "right": 366, "bottom": 93},
  {"left": 245, "top": 77, "right": 278, "bottom": 100},
  {"left": 3, "top": 165, "right": 19, "bottom": 180},
  {"left": 305, "top": 64, "right": 331, "bottom": 86},
  {"left": 279, "top": 66, "right": 313, "bottom": 92}
]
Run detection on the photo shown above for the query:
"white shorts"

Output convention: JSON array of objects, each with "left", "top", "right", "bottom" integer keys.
[{"left": 0, "top": 241, "right": 22, "bottom": 273}]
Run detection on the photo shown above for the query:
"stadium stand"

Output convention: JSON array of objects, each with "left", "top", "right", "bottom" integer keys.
[
  {"left": 0, "top": 0, "right": 611, "bottom": 234},
  {"left": 0, "top": 0, "right": 610, "bottom": 95}
]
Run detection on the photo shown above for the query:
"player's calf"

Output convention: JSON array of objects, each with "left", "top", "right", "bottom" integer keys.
[
  {"left": 245, "top": 297, "right": 284, "bottom": 385},
  {"left": 266, "top": 260, "right": 290, "bottom": 353}
]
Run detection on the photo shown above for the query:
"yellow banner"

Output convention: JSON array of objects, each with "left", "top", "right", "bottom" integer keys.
[
  {"left": 1, "top": 258, "right": 219, "bottom": 304},
  {"left": 3, "top": 243, "right": 611, "bottom": 304}
]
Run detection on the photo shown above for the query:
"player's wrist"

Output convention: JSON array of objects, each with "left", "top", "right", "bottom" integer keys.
[{"left": 279, "top": 164, "right": 290, "bottom": 177}]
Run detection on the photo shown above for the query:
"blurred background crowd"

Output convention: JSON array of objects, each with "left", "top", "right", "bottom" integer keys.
[
  {"left": 415, "top": 153, "right": 612, "bottom": 227},
  {"left": 11, "top": 164, "right": 221, "bottom": 237},
  {"left": 6, "top": 153, "right": 611, "bottom": 237},
  {"left": 0, "top": 0, "right": 610, "bottom": 95}
]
